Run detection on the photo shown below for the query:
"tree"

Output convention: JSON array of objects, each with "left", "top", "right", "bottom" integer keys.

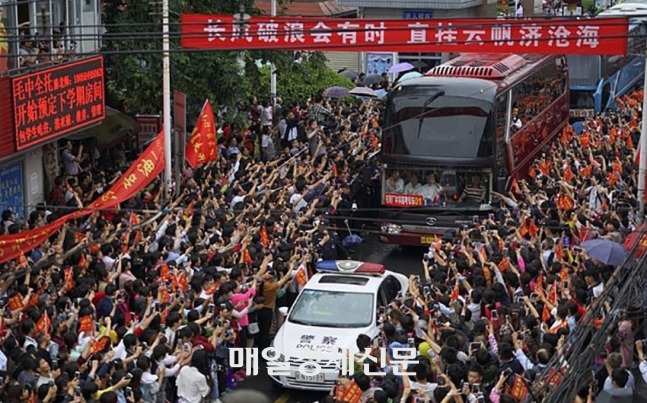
[
  {"left": 103, "top": 0, "right": 257, "bottom": 120},
  {"left": 103, "top": 0, "right": 350, "bottom": 122},
  {"left": 257, "top": 52, "right": 354, "bottom": 104}
]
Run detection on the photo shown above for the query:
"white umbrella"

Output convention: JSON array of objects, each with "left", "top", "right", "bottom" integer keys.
[
  {"left": 349, "top": 87, "right": 378, "bottom": 98},
  {"left": 398, "top": 71, "right": 423, "bottom": 82}
]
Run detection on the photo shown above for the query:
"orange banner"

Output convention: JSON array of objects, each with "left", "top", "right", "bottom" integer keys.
[
  {"left": 84, "top": 131, "right": 166, "bottom": 212},
  {"left": 185, "top": 100, "right": 217, "bottom": 169},
  {"left": 0, "top": 132, "right": 166, "bottom": 264},
  {"left": 0, "top": 216, "right": 69, "bottom": 264},
  {"left": 79, "top": 315, "right": 94, "bottom": 333}
]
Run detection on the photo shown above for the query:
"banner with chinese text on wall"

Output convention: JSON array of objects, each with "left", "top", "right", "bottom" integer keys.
[
  {"left": 0, "top": 132, "right": 166, "bottom": 264},
  {"left": 181, "top": 15, "right": 629, "bottom": 55}
]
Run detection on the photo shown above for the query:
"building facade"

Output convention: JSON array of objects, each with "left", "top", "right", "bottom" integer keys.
[
  {"left": 0, "top": 0, "right": 105, "bottom": 219},
  {"left": 338, "top": 0, "right": 498, "bottom": 74}
]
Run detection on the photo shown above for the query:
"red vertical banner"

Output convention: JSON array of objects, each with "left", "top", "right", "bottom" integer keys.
[
  {"left": 136, "top": 115, "right": 162, "bottom": 151},
  {"left": 185, "top": 100, "right": 217, "bottom": 169}
]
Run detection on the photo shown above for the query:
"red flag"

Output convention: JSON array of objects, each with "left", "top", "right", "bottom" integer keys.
[
  {"left": 63, "top": 268, "right": 75, "bottom": 293},
  {"left": 89, "top": 337, "right": 110, "bottom": 355},
  {"left": 563, "top": 167, "right": 574, "bottom": 182},
  {"left": 35, "top": 311, "right": 51, "bottom": 334},
  {"left": 260, "top": 227, "right": 269, "bottom": 248},
  {"left": 8, "top": 294, "right": 24, "bottom": 311},
  {"left": 159, "top": 287, "right": 171, "bottom": 304},
  {"left": 580, "top": 132, "right": 590, "bottom": 148},
  {"left": 555, "top": 243, "right": 564, "bottom": 262},
  {"left": 295, "top": 265, "right": 308, "bottom": 286},
  {"left": 507, "top": 375, "right": 529, "bottom": 401},
  {"left": 79, "top": 315, "right": 94, "bottom": 333},
  {"left": 160, "top": 262, "right": 171, "bottom": 280},
  {"left": 450, "top": 281, "right": 460, "bottom": 303},
  {"left": 557, "top": 194, "right": 575, "bottom": 211},
  {"left": 535, "top": 274, "right": 545, "bottom": 297},
  {"left": 177, "top": 272, "right": 189, "bottom": 292},
  {"left": 129, "top": 212, "right": 140, "bottom": 226},
  {"left": 510, "top": 178, "right": 521, "bottom": 195},
  {"left": 548, "top": 283, "right": 557, "bottom": 305},
  {"left": 78, "top": 253, "right": 89, "bottom": 270},
  {"left": 185, "top": 200, "right": 195, "bottom": 218},
  {"left": 121, "top": 231, "right": 130, "bottom": 253},
  {"left": 72, "top": 231, "right": 86, "bottom": 243},
  {"left": 185, "top": 100, "right": 217, "bottom": 169},
  {"left": 243, "top": 248, "right": 252, "bottom": 265},
  {"left": 542, "top": 303, "right": 552, "bottom": 323},
  {"left": 498, "top": 256, "right": 510, "bottom": 272}
]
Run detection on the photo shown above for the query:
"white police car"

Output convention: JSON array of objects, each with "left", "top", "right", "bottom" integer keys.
[{"left": 269, "top": 260, "right": 408, "bottom": 391}]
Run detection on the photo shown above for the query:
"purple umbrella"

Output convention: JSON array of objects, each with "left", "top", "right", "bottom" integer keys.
[
  {"left": 388, "top": 62, "right": 415, "bottom": 74},
  {"left": 581, "top": 239, "right": 628, "bottom": 266},
  {"left": 323, "top": 86, "right": 350, "bottom": 99}
]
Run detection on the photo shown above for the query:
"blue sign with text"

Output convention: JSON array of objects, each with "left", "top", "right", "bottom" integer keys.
[
  {"left": 403, "top": 10, "right": 434, "bottom": 20},
  {"left": 0, "top": 162, "right": 24, "bottom": 219}
]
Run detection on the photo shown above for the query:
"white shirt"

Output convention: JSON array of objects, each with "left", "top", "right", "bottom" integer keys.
[
  {"left": 421, "top": 183, "right": 441, "bottom": 202},
  {"left": 289, "top": 193, "right": 308, "bottom": 213},
  {"left": 384, "top": 177, "right": 404, "bottom": 193},
  {"left": 177, "top": 365, "right": 210, "bottom": 403},
  {"left": 515, "top": 5, "right": 524, "bottom": 17},
  {"left": 403, "top": 182, "right": 422, "bottom": 195}
]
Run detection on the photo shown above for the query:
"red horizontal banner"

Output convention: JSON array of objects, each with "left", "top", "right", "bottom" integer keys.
[
  {"left": 181, "top": 15, "right": 628, "bottom": 55},
  {"left": 384, "top": 192, "right": 424, "bottom": 208},
  {"left": 12, "top": 56, "right": 105, "bottom": 151},
  {"left": 0, "top": 132, "right": 166, "bottom": 264}
]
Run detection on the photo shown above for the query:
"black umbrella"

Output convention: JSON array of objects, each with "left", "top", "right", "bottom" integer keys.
[
  {"left": 362, "top": 74, "right": 383, "bottom": 86},
  {"left": 338, "top": 69, "right": 359, "bottom": 80}
]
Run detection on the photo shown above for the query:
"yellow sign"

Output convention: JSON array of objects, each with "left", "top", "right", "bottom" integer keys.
[{"left": 420, "top": 237, "right": 434, "bottom": 245}]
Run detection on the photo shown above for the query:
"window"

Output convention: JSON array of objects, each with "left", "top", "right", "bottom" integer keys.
[
  {"left": 382, "top": 165, "right": 492, "bottom": 208},
  {"left": 288, "top": 290, "right": 374, "bottom": 328},
  {"left": 379, "top": 275, "right": 402, "bottom": 303},
  {"left": 510, "top": 61, "right": 566, "bottom": 130}
]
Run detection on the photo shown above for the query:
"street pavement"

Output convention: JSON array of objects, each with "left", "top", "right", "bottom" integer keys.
[{"left": 235, "top": 234, "right": 424, "bottom": 403}]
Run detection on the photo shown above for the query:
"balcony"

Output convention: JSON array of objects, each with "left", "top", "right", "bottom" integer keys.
[{"left": 338, "top": 0, "right": 485, "bottom": 9}]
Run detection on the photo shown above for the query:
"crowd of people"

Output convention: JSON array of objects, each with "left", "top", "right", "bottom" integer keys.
[
  {"left": 328, "top": 90, "right": 647, "bottom": 403},
  {"left": 0, "top": 92, "right": 382, "bottom": 403},
  {"left": 0, "top": 79, "right": 645, "bottom": 403}
]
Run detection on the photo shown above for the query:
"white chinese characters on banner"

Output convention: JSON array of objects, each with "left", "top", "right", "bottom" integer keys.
[
  {"left": 200, "top": 19, "right": 609, "bottom": 51},
  {"left": 520, "top": 24, "right": 542, "bottom": 47}
]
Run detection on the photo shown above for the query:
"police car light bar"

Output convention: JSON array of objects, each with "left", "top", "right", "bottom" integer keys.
[{"left": 316, "top": 260, "right": 386, "bottom": 275}]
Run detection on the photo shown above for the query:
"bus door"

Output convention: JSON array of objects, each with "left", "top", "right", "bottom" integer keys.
[{"left": 495, "top": 92, "right": 510, "bottom": 193}]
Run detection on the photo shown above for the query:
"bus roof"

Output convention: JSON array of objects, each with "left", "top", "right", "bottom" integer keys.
[
  {"left": 426, "top": 53, "right": 559, "bottom": 91},
  {"left": 599, "top": 2, "right": 647, "bottom": 17}
]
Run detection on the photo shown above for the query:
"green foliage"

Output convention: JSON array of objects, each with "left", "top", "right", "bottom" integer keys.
[
  {"left": 257, "top": 52, "right": 355, "bottom": 103},
  {"left": 103, "top": 0, "right": 346, "bottom": 123},
  {"left": 104, "top": 0, "right": 258, "bottom": 120}
]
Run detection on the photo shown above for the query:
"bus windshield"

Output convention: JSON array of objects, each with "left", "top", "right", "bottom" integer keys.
[
  {"left": 385, "top": 91, "right": 494, "bottom": 159},
  {"left": 382, "top": 166, "right": 492, "bottom": 209}
]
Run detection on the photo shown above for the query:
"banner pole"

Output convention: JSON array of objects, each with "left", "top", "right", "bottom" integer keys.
[{"left": 162, "top": 0, "right": 173, "bottom": 200}]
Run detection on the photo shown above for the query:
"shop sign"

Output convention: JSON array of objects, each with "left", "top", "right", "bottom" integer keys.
[{"left": 12, "top": 56, "right": 105, "bottom": 150}]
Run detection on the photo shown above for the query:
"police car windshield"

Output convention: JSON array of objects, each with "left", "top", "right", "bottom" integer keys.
[{"left": 289, "top": 289, "right": 374, "bottom": 328}]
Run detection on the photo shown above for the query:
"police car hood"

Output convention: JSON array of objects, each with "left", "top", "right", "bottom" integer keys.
[{"left": 274, "top": 322, "right": 370, "bottom": 360}]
